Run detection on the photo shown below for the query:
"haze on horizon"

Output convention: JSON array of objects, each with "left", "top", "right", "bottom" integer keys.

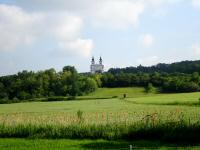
[{"left": 0, "top": 0, "right": 200, "bottom": 76}]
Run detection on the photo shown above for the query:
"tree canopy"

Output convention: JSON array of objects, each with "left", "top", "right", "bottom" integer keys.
[{"left": 0, "top": 66, "right": 98, "bottom": 102}]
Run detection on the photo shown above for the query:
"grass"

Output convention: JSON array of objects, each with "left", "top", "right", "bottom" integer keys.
[
  {"left": 0, "top": 87, "right": 152, "bottom": 104},
  {"left": 0, "top": 118, "right": 200, "bottom": 142},
  {"left": 1, "top": 139, "right": 200, "bottom": 150},
  {"left": 0, "top": 138, "right": 200, "bottom": 150},
  {"left": 0, "top": 99, "right": 200, "bottom": 124},
  {"left": 79, "top": 87, "right": 152, "bottom": 99},
  {"left": 126, "top": 92, "right": 200, "bottom": 106},
  {"left": 0, "top": 87, "right": 200, "bottom": 148}
]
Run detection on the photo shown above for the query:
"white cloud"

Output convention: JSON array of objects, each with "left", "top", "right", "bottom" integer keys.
[
  {"left": 58, "top": 38, "right": 93, "bottom": 58},
  {"left": 50, "top": 13, "right": 83, "bottom": 41},
  {"left": 139, "top": 34, "right": 154, "bottom": 48},
  {"left": 13, "top": 0, "right": 100, "bottom": 11},
  {"left": 192, "top": 43, "right": 200, "bottom": 55},
  {"left": 192, "top": 0, "right": 200, "bottom": 9},
  {"left": 144, "top": 0, "right": 182, "bottom": 8},
  {"left": 0, "top": 4, "right": 93, "bottom": 57},
  {"left": 136, "top": 56, "right": 159, "bottom": 66},
  {"left": 93, "top": 0, "right": 145, "bottom": 29},
  {"left": 13, "top": 0, "right": 182, "bottom": 12},
  {"left": 7, "top": 0, "right": 182, "bottom": 30},
  {"left": 0, "top": 4, "right": 43, "bottom": 51},
  {"left": 0, "top": 0, "right": 182, "bottom": 57}
]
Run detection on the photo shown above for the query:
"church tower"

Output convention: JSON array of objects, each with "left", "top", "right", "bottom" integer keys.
[
  {"left": 90, "top": 57, "right": 104, "bottom": 74},
  {"left": 99, "top": 57, "right": 102, "bottom": 65},
  {"left": 91, "top": 57, "right": 95, "bottom": 65}
]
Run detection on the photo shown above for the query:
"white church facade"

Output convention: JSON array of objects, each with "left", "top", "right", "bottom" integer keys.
[{"left": 90, "top": 57, "right": 104, "bottom": 74}]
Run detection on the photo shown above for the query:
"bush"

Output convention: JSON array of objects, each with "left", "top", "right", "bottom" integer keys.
[
  {"left": 17, "top": 91, "right": 31, "bottom": 100},
  {"left": 77, "top": 110, "right": 84, "bottom": 123},
  {"left": 163, "top": 80, "right": 200, "bottom": 93},
  {"left": 112, "top": 96, "right": 118, "bottom": 98},
  {"left": 46, "top": 97, "right": 67, "bottom": 102},
  {"left": 146, "top": 83, "right": 155, "bottom": 93},
  {"left": 0, "top": 99, "right": 9, "bottom": 104},
  {"left": 67, "top": 96, "right": 76, "bottom": 100}
]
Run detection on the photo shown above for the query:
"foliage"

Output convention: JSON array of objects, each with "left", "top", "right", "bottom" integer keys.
[
  {"left": 46, "top": 97, "right": 68, "bottom": 102},
  {"left": 145, "top": 83, "right": 155, "bottom": 93},
  {"left": 102, "top": 60, "right": 200, "bottom": 93},
  {"left": 0, "top": 89, "right": 200, "bottom": 144},
  {"left": 77, "top": 110, "right": 84, "bottom": 123},
  {"left": 0, "top": 115, "right": 200, "bottom": 143},
  {"left": 0, "top": 66, "right": 98, "bottom": 101},
  {"left": 2, "top": 59, "right": 200, "bottom": 102},
  {"left": 0, "top": 139, "right": 199, "bottom": 150},
  {"left": 101, "top": 72, "right": 200, "bottom": 93},
  {"left": 108, "top": 60, "right": 200, "bottom": 74}
]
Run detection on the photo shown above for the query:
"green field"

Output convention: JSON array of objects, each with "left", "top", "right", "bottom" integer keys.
[
  {"left": 127, "top": 92, "right": 200, "bottom": 105},
  {"left": 0, "top": 87, "right": 200, "bottom": 149},
  {"left": 0, "top": 138, "right": 199, "bottom": 150},
  {"left": 79, "top": 87, "right": 152, "bottom": 99}
]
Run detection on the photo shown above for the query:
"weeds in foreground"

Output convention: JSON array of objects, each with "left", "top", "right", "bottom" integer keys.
[
  {"left": 0, "top": 111, "right": 200, "bottom": 143},
  {"left": 77, "top": 110, "right": 84, "bottom": 124}
]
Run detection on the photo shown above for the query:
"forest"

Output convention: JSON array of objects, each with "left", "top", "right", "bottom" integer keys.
[
  {"left": 1, "top": 60, "right": 200, "bottom": 102},
  {"left": 0, "top": 66, "right": 98, "bottom": 102},
  {"left": 108, "top": 60, "right": 200, "bottom": 74}
]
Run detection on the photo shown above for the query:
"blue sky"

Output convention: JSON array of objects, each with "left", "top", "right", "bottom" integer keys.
[{"left": 0, "top": 0, "right": 200, "bottom": 75}]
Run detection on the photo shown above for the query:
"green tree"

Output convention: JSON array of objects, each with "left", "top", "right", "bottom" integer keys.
[
  {"left": 0, "top": 82, "right": 8, "bottom": 99},
  {"left": 63, "top": 66, "right": 77, "bottom": 74},
  {"left": 83, "top": 78, "right": 98, "bottom": 94},
  {"left": 146, "top": 83, "right": 155, "bottom": 93}
]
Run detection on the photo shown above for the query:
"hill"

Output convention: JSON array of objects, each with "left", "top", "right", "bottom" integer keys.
[{"left": 108, "top": 60, "right": 200, "bottom": 74}]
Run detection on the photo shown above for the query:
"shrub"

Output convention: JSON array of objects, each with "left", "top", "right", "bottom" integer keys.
[
  {"left": 46, "top": 97, "right": 67, "bottom": 102},
  {"left": 67, "top": 96, "right": 76, "bottom": 100},
  {"left": 146, "top": 83, "right": 155, "bottom": 93},
  {"left": 77, "top": 110, "right": 84, "bottom": 124},
  {"left": 17, "top": 91, "right": 31, "bottom": 100},
  {"left": 112, "top": 96, "right": 118, "bottom": 98}
]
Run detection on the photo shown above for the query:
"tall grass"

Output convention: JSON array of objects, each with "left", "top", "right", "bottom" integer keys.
[
  {"left": 0, "top": 111, "right": 200, "bottom": 142},
  {"left": 0, "top": 119, "right": 199, "bottom": 142}
]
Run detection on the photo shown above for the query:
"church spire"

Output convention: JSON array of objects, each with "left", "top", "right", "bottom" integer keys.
[
  {"left": 99, "top": 56, "right": 102, "bottom": 65},
  {"left": 91, "top": 57, "right": 95, "bottom": 65}
]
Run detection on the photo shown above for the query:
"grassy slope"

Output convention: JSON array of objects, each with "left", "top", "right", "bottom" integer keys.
[
  {"left": 127, "top": 92, "right": 200, "bottom": 105},
  {"left": 0, "top": 87, "right": 151, "bottom": 114},
  {"left": 79, "top": 87, "right": 152, "bottom": 99},
  {"left": 0, "top": 96, "right": 200, "bottom": 115},
  {"left": 0, "top": 139, "right": 199, "bottom": 150},
  {"left": 0, "top": 88, "right": 200, "bottom": 121}
]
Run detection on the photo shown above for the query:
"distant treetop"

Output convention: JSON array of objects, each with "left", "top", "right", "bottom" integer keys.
[{"left": 108, "top": 60, "right": 200, "bottom": 74}]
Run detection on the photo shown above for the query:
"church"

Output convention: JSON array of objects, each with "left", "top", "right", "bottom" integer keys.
[{"left": 90, "top": 57, "right": 104, "bottom": 74}]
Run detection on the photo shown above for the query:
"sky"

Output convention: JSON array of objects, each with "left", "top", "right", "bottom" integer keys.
[{"left": 0, "top": 0, "right": 200, "bottom": 75}]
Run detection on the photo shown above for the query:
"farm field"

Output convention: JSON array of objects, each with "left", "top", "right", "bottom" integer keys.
[
  {"left": 127, "top": 92, "right": 200, "bottom": 105},
  {"left": 0, "top": 88, "right": 200, "bottom": 149},
  {"left": 0, "top": 138, "right": 199, "bottom": 150},
  {"left": 79, "top": 87, "right": 153, "bottom": 99}
]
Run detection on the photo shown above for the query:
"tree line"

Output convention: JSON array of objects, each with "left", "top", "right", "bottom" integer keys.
[
  {"left": 108, "top": 60, "right": 200, "bottom": 74},
  {"left": 0, "top": 66, "right": 98, "bottom": 102},
  {"left": 101, "top": 72, "right": 200, "bottom": 93},
  {"left": 1, "top": 60, "right": 200, "bottom": 102},
  {"left": 102, "top": 60, "right": 200, "bottom": 93}
]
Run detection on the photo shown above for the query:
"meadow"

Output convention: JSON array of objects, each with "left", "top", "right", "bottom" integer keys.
[
  {"left": 0, "top": 139, "right": 200, "bottom": 150},
  {"left": 0, "top": 87, "right": 200, "bottom": 149}
]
